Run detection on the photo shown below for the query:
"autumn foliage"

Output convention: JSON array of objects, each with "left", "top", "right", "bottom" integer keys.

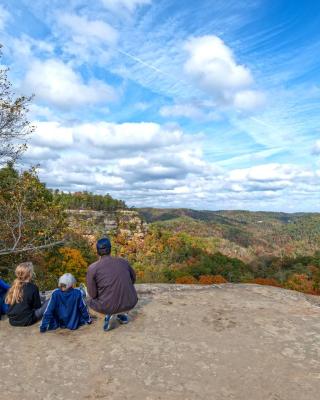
[
  {"left": 198, "top": 275, "right": 228, "bottom": 284},
  {"left": 46, "top": 247, "right": 87, "bottom": 283},
  {"left": 285, "top": 274, "right": 320, "bottom": 295},
  {"left": 175, "top": 275, "right": 198, "bottom": 284},
  {"left": 251, "top": 278, "right": 281, "bottom": 287}
]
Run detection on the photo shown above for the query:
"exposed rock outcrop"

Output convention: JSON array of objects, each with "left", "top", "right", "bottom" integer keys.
[
  {"left": 1, "top": 284, "right": 320, "bottom": 399},
  {"left": 67, "top": 209, "right": 148, "bottom": 242}
]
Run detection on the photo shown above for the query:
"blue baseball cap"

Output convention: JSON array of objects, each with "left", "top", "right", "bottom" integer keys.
[{"left": 96, "top": 237, "right": 111, "bottom": 255}]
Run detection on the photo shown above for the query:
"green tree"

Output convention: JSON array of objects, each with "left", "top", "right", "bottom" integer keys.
[
  {"left": 0, "top": 46, "right": 33, "bottom": 164},
  {"left": 0, "top": 165, "right": 66, "bottom": 256}
]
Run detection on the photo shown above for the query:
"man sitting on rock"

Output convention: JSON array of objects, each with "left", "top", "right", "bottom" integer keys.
[{"left": 86, "top": 237, "right": 138, "bottom": 332}]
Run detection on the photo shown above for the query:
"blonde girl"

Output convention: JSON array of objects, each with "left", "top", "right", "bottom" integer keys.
[{"left": 6, "top": 262, "right": 48, "bottom": 327}]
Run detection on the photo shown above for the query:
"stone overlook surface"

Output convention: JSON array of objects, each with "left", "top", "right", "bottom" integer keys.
[{"left": 1, "top": 284, "right": 320, "bottom": 400}]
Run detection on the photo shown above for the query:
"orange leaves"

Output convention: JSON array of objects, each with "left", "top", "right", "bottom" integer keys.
[
  {"left": 47, "top": 246, "right": 87, "bottom": 283},
  {"left": 175, "top": 274, "right": 228, "bottom": 284},
  {"left": 251, "top": 278, "right": 281, "bottom": 287},
  {"left": 285, "top": 273, "right": 319, "bottom": 295},
  {"left": 198, "top": 275, "right": 228, "bottom": 284},
  {"left": 175, "top": 275, "right": 198, "bottom": 284}
]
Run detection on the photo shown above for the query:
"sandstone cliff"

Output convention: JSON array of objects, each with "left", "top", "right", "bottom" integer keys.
[
  {"left": 1, "top": 284, "right": 320, "bottom": 400},
  {"left": 67, "top": 209, "right": 148, "bottom": 242}
]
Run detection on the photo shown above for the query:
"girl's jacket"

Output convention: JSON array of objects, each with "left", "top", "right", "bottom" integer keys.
[
  {"left": 0, "top": 279, "right": 10, "bottom": 296},
  {"left": 0, "top": 279, "right": 10, "bottom": 318},
  {"left": 40, "top": 288, "right": 91, "bottom": 332}
]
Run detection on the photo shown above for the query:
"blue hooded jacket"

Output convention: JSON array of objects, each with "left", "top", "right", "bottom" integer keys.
[
  {"left": 40, "top": 288, "right": 91, "bottom": 332},
  {"left": 0, "top": 279, "right": 10, "bottom": 317}
]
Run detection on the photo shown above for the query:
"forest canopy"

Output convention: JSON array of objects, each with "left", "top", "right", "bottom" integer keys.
[{"left": 52, "top": 190, "right": 127, "bottom": 211}]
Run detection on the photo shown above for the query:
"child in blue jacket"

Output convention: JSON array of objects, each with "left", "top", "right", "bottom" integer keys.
[
  {"left": 40, "top": 273, "right": 92, "bottom": 333},
  {"left": 0, "top": 278, "right": 10, "bottom": 320}
]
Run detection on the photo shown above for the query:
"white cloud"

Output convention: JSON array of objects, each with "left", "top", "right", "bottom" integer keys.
[
  {"left": 159, "top": 102, "right": 221, "bottom": 121},
  {"left": 54, "top": 13, "right": 119, "bottom": 64},
  {"left": 160, "top": 104, "right": 205, "bottom": 119},
  {"left": 101, "top": 0, "right": 151, "bottom": 14},
  {"left": 74, "top": 121, "right": 184, "bottom": 150},
  {"left": 228, "top": 163, "right": 312, "bottom": 183},
  {"left": 0, "top": 5, "right": 10, "bottom": 31},
  {"left": 23, "top": 120, "right": 216, "bottom": 193},
  {"left": 226, "top": 163, "right": 316, "bottom": 194},
  {"left": 21, "top": 119, "right": 320, "bottom": 211},
  {"left": 23, "top": 59, "right": 117, "bottom": 109},
  {"left": 312, "top": 140, "right": 320, "bottom": 155},
  {"left": 233, "top": 90, "right": 266, "bottom": 111},
  {"left": 59, "top": 13, "right": 118, "bottom": 45},
  {"left": 32, "top": 121, "right": 74, "bottom": 149},
  {"left": 184, "top": 35, "right": 264, "bottom": 111}
]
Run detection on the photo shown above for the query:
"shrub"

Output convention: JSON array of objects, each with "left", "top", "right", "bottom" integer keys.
[
  {"left": 285, "top": 274, "right": 316, "bottom": 294},
  {"left": 175, "top": 275, "right": 198, "bottom": 284},
  {"left": 251, "top": 278, "right": 281, "bottom": 287},
  {"left": 46, "top": 246, "right": 87, "bottom": 283},
  {"left": 198, "top": 275, "right": 227, "bottom": 284}
]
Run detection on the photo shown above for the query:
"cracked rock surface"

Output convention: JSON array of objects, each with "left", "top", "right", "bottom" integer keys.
[{"left": 1, "top": 284, "right": 320, "bottom": 399}]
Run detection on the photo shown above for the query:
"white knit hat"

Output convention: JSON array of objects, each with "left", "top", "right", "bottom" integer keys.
[{"left": 58, "top": 273, "right": 76, "bottom": 290}]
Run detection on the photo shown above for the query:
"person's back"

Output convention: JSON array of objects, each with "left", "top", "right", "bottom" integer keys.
[
  {"left": 7, "top": 281, "right": 41, "bottom": 326},
  {"left": 40, "top": 273, "right": 91, "bottom": 332},
  {"left": 87, "top": 255, "right": 138, "bottom": 315},
  {"left": 6, "top": 263, "right": 47, "bottom": 327}
]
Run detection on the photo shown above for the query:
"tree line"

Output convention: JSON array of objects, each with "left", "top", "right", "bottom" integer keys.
[{"left": 52, "top": 190, "right": 126, "bottom": 211}]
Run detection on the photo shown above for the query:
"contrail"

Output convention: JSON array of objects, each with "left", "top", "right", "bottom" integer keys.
[
  {"left": 117, "top": 49, "right": 170, "bottom": 76},
  {"left": 116, "top": 48, "right": 207, "bottom": 97},
  {"left": 249, "top": 116, "right": 276, "bottom": 129}
]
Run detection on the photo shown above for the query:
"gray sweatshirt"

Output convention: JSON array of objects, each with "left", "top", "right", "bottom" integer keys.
[{"left": 86, "top": 255, "right": 138, "bottom": 315}]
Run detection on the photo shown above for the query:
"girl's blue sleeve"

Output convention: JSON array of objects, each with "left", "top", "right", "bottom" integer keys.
[{"left": 0, "top": 279, "right": 10, "bottom": 291}]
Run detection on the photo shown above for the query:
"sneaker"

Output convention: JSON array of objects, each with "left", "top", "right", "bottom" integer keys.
[
  {"left": 103, "top": 314, "right": 115, "bottom": 332},
  {"left": 117, "top": 313, "right": 129, "bottom": 324}
]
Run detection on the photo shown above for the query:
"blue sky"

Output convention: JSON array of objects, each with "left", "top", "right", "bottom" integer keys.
[{"left": 0, "top": 0, "right": 320, "bottom": 211}]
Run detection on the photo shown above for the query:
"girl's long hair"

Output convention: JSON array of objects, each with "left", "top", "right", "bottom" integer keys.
[{"left": 5, "top": 262, "right": 34, "bottom": 305}]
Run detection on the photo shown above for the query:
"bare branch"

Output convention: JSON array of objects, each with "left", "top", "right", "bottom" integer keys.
[{"left": 0, "top": 240, "right": 65, "bottom": 256}]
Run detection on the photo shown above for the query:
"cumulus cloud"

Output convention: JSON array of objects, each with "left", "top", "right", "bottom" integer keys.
[
  {"left": 233, "top": 90, "right": 266, "bottom": 111},
  {"left": 74, "top": 121, "right": 184, "bottom": 150},
  {"left": 57, "top": 13, "right": 118, "bottom": 63},
  {"left": 23, "top": 59, "right": 117, "bottom": 109},
  {"left": 21, "top": 119, "right": 320, "bottom": 210},
  {"left": 226, "top": 163, "right": 315, "bottom": 193},
  {"left": 23, "top": 120, "right": 217, "bottom": 194},
  {"left": 184, "top": 36, "right": 265, "bottom": 111},
  {"left": 59, "top": 13, "right": 118, "bottom": 45},
  {"left": 32, "top": 121, "right": 74, "bottom": 149}
]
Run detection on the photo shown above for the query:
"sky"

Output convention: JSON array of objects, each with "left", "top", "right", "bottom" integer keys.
[{"left": 0, "top": 0, "right": 320, "bottom": 211}]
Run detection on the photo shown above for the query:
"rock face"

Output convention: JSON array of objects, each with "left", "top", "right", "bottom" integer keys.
[
  {"left": 1, "top": 284, "right": 320, "bottom": 400},
  {"left": 67, "top": 209, "right": 148, "bottom": 242}
]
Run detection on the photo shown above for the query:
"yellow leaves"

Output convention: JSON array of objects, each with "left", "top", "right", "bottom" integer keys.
[{"left": 47, "top": 247, "right": 87, "bottom": 283}]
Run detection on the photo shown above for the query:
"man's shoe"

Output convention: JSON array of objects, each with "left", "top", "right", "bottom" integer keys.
[
  {"left": 117, "top": 313, "right": 129, "bottom": 324},
  {"left": 103, "top": 314, "right": 115, "bottom": 331}
]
